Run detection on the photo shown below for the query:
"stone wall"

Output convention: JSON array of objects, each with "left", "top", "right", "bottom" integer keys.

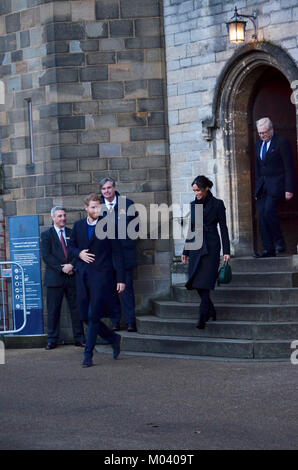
[
  {"left": 0, "top": 0, "right": 170, "bottom": 338},
  {"left": 162, "top": 0, "right": 298, "bottom": 257}
]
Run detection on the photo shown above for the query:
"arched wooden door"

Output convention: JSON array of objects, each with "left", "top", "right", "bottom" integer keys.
[{"left": 248, "top": 68, "right": 298, "bottom": 253}]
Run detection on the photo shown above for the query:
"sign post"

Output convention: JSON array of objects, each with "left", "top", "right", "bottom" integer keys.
[{"left": 8, "top": 215, "right": 44, "bottom": 336}]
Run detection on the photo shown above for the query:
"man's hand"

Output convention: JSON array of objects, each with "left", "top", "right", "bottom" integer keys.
[
  {"left": 117, "top": 283, "right": 126, "bottom": 294},
  {"left": 79, "top": 249, "right": 96, "bottom": 263},
  {"left": 285, "top": 192, "right": 294, "bottom": 201},
  {"left": 181, "top": 254, "right": 188, "bottom": 264},
  {"left": 223, "top": 254, "right": 230, "bottom": 262},
  {"left": 62, "top": 263, "right": 74, "bottom": 275}
]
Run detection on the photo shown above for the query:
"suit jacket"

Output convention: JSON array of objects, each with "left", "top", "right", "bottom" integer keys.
[
  {"left": 255, "top": 134, "right": 295, "bottom": 199},
  {"left": 41, "top": 226, "right": 76, "bottom": 288},
  {"left": 68, "top": 217, "right": 125, "bottom": 322},
  {"left": 101, "top": 192, "right": 138, "bottom": 269}
]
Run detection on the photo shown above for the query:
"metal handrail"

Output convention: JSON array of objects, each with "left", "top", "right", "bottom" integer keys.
[{"left": 0, "top": 261, "right": 27, "bottom": 335}]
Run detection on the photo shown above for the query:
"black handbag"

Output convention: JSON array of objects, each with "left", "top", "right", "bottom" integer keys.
[{"left": 217, "top": 261, "right": 232, "bottom": 286}]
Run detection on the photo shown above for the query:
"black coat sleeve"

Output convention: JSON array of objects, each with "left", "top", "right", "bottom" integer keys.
[{"left": 217, "top": 201, "right": 230, "bottom": 255}]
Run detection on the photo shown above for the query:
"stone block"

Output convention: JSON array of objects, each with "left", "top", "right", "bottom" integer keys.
[
  {"left": 51, "top": 144, "right": 99, "bottom": 159},
  {"left": 99, "top": 143, "right": 121, "bottom": 156},
  {"left": 46, "top": 41, "right": 69, "bottom": 54},
  {"left": 125, "top": 37, "right": 161, "bottom": 49},
  {"left": 99, "top": 38, "right": 125, "bottom": 50},
  {"left": 19, "top": 30, "right": 30, "bottom": 48},
  {"left": 87, "top": 114, "right": 117, "bottom": 128},
  {"left": 11, "top": 50, "right": 23, "bottom": 63},
  {"left": 87, "top": 51, "right": 116, "bottom": 64},
  {"left": 10, "top": 136, "right": 30, "bottom": 150},
  {"left": 72, "top": 0, "right": 96, "bottom": 21},
  {"left": 5, "top": 13, "right": 20, "bottom": 33},
  {"left": 80, "top": 65, "right": 108, "bottom": 82},
  {"left": 36, "top": 198, "right": 53, "bottom": 214},
  {"left": 79, "top": 40, "right": 99, "bottom": 51},
  {"left": 149, "top": 79, "right": 163, "bottom": 97},
  {"left": 58, "top": 116, "right": 85, "bottom": 131},
  {"left": 131, "top": 63, "right": 162, "bottom": 80},
  {"left": 117, "top": 51, "right": 144, "bottom": 63},
  {"left": 110, "top": 20, "right": 133, "bottom": 37},
  {"left": 117, "top": 112, "right": 146, "bottom": 127},
  {"left": 110, "top": 127, "right": 130, "bottom": 142},
  {"left": 43, "top": 53, "right": 85, "bottom": 68},
  {"left": 8, "top": 76, "right": 21, "bottom": 91},
  {"left": 40, "top": 103, "right": 72, "bottom": 118},
  {"left": 1, "top": 152, "right": 17, "bottom": 164},
  {"left": 109, "top": 64, "right": 133, "bottom": 81},
  {"left": 46, "top": 185, "right": 77, "bottom": 197},
  {"left": 0, "top": 34, "right": 17, "bottom": 53},
  {"left": 73, "top": 101, "right": 99, "bottom": 115},
  {"left": 47, "top": 83, "right": 91, "bottom": 102},
  {"left": 25, "top": 187, "right": 45, "bottom": 199},
  {"left": 93, "top": 170, "right": 118, "bottom": 182},
  {"left": 131, "top": 127, "right": 166, "bottom": 141},
  {"left": 148, "top": 112, "right": 165, "bottom": 126},
  {"left": 78, "top": 183, "right": 100, "bottom": 194},
  {"left": 125, "top": 80, "right": 147, "bottom": 98},
  {"left": 21, "top": 8, "right": 40, "bottom": 29},
  {"left": 109, "top": 157, "right": 129, "bottom": 169},
  {"left": 101, "top": 99, "right": 136, "bottom": 114},
  {"left": 40, "top": 68, "right": 78, "bottom": 86},
  {"left": 135, "top": 18, "right": 161, "bottom": 37},
  {"left": 80, "top": 129, "right": 109, "bottom": 143},
  {"left": 86, "top": 22, "right": 108, "bottom": 38},
  {"left": 0, "top": 0, "right": 11, "bottom": 15},
  {"left": 15, "top": 87, "right": 46, "bottom": 108},
  {"left": 92, "top": 82, "right": 124, "bottom": 99},
  {"left": 138, "top": 98, "right": 164, "bottom": 112},
  {"left": 21, "top": 74, "right": 33, "bottom": 90},
  {"left": 45, "top": 23, "right": 85, "bottom": 42},
  {"left": 96, "top": 0, "right": 119, "bottom": 19},
  {"left": 79, "top": 158, "right": 107, "bottom": 171},
  {"left": 121, "top": 142, "right": 146, "bottom": 156},
  {"left": 59, "top": 172, "right": 91, "bottom": 184},
  {"left": 119, "top": 169, "right": 147, "bottom": 182},
  {"left": 131, "top": 155, "right": 166, "bottom": 169},
  {"left": 16, "top": 199, "right": 34, "bottom": 216},
  {"left": 120, "top": 0, "right": 160, "bottom": 18}
]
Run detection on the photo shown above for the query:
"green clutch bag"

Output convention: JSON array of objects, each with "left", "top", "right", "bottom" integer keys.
[{"left": 217, "top": 261, "right": 232, "bottom": 286}]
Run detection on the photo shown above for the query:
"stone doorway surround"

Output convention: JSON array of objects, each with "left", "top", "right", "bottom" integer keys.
[{"left": 203, "top": 43, "right": 298, "bottom": 256}]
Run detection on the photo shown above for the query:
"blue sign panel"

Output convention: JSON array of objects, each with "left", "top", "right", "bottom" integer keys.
[{"left": 9, "top": 215, "right": 44, "bottom": 335}]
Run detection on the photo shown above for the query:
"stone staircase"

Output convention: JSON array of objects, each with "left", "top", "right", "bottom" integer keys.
[{"left": 120, "top": 256, "right": 298, "bottom": 360}]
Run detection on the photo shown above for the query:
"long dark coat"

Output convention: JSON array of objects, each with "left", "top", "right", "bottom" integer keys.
[{"left": 183, "top": 192, "right": 230, "bottom": 290}]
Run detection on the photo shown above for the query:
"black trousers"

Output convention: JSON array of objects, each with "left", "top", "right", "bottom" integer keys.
[
  {"left": 196, "top": 289, "right": 215, "bottom": 324},
  {"left": 47, "top": 280, "right": 84, "bottom": 344},
  {"left": 256, "top": 192, "right": 285, "bottom": 252}
]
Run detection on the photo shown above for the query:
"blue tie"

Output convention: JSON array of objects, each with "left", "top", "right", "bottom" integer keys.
[{"left": 261, "top": 142, "right": 267, "bottom": 161}]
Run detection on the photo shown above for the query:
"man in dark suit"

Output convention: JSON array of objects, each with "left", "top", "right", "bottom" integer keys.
[
  {"left": 41, "top": 206, "right": 85, "bottom": 350},
  {"left": 100, "top": 177, "right": 138, "bottom": 332},
  {"left": 68, "top": 193, "right": 126, "bottom": 368},
  {"left": 254, "top": 117, "right": 295, "bottom": 257}
]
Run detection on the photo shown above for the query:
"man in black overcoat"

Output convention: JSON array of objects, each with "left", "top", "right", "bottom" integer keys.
[
  {"left": 41, "top": 206, "right": 85, "bottom": 350},
  {"left": 254, "top": 117, "right": 295, "bottom": 257},
  {"left": 100, "top": 177, "right": 138, "bottom": 332}
]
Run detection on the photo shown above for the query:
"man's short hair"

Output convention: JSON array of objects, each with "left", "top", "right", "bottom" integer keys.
[
  {"left": 84, "top": 193, "right": 101, "bottom": 206},
  {"left": 99, "top": 177, "right": 116, "bottom": 189},
  {"left": 51, "top": 206, "right": 66, "bottom": 217},
  {"left": 256, "top": 117, "right": 273, "bottom": 130}
]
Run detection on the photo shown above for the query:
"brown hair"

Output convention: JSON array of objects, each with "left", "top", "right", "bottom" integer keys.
[{"left": 84, "top": 193, "right": 101, "bottom": 206}]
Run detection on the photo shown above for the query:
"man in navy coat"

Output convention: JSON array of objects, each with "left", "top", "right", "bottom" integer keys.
[
  {"left": 68, "top": 193, "right": 126, "bottom": 367},
  {"left": 41, "top": 206, "right": 85, "bottom": 350},
  {"left": 100, "top": 177, "right": 138, "bottom": 332},
  {"left": 254, "top": 117, "right": 295, "bottom": 257}
]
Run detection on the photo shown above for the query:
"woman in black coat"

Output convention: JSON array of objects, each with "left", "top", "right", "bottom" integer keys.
[{"left": 182, "top": 175, "right": 230, "bottom": 329}]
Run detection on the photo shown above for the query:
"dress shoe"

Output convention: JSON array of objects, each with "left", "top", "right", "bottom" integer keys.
[
  {"left": 196, "top": 321, "right": 205, "bottom": 330},
  {"left": 82, "top": 357, "right": 93, "bottom": 368},
  {"left": 74, "top": 340, "right": 86, "bottom": 347},
  {"left": 112, "top": 334, "right": 121, "bottom": 359},
  {"left": 275, "top": 245, "right": 286, "bottom": 255},
  {"left": 253, "top": 250, "right": 276, "bottom": 258},
  {"left": 127, "top": 325, "right": 137, "bottom": 332},
  {"left": 112, "top": 325, "right": 120, "bottom": 331},
  {"left": 45, "top": 342, "right": 57, "bottom": 350}
]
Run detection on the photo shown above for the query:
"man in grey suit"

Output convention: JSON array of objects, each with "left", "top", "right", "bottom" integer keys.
[{"left": 41, "top": 206, "right": 85, "bottom": 350}]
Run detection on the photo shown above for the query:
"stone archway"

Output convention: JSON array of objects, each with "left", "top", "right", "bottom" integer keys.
[{"left": 204, "top": 43, "right": 298, "bottom": 256}]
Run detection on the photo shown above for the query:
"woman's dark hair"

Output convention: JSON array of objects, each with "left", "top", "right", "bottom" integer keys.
[{"left": 191, "top": 175, "right": 213, "bottom": 189}]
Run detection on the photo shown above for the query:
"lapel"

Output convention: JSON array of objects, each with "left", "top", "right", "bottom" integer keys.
[
  {"left": 265, "top": 134, "right": 276, "bottom": 162},
  {"left": 51, "top": 226, "right": 64, "bottom": 256}
]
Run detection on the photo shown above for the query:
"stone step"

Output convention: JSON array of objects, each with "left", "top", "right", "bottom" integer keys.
[
  {"left": 229, "top": 271, "right": 298, "bottom": 288},
  {"left": 229, "top": 256, "right": 296, "bottom": 273},
  {"left": 120, "top": 331, "right": 292, "bottom": 359},
  {"left": 153, "top": 300, "right": 298, "bottom": 322},
  {"left": 173, "top": 285, "right": 298, "bottom": 305},
  {"left": 136, "top": 315, "right": 298, "bottom": 340}
]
